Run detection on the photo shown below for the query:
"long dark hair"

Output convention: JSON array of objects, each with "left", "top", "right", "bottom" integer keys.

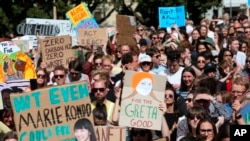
[
  {"left": 196, "top": 118, "right": 217, "bottom": 141},
  {"left": 74, "top": 118, "right": 96, "bottom": 141},
  {"left": 180, "top": 67, "right": 196, "bottom": 91},
  {"left": 130, "top": 128, "right": 152, "bottom": 141}
]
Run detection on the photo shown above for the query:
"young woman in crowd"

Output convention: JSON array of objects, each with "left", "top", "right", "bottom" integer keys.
[
  {"left": 2, "top": 131, "right": 18, "bottom": 141},
  {"left": 74, "top": 118, "right": 96, "bottom": 141},
  {"left": 196, "top": 118, "right": 217, "bottom": 141}
]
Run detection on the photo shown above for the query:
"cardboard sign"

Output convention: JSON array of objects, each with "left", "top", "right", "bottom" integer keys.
[
  {"left": 78, "top": 28, "right": 107, "bottom": 46},
  {"left": 12, "top": 39, "right": 31, "bottom": 53},
  {"left": 116, "top": 15, "right": 136, "bottom": 47},
  {"left": 77, "top": 18, "right": 99, "bottom": 29},
  {"left": 66, "top": 2, "right": 92, "bottom": 27},
  {"left": 0, "top": 79, "right": 31, "bottom": 109},
  {"left": 16, "top": 23, "right": 60, "bottom": 36},
  {"left": 94, "top": 126, "right": 126, "bottom": 141},
  {"left": 40, "top": 35, "right": 75, "bottom": 72},
  {"left": 10, "top": 81, "right": 92, "bottom": 141},
  {"left": 119, "top": 71, "right": 167, "bottom": 130},
  {"left": 0, "top": 41, "right": 36, "bottom": 82},
  {"left": 158, "top": 5, "right": 185, "bottom": 28}
]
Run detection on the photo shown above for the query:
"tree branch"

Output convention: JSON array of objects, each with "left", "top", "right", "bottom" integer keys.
[{"left": 98, "top": 7, "right": 116, "bottom": 23}]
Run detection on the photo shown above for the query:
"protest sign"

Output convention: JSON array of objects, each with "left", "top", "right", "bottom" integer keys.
[
  {"left": 78, "top": 28, "right": 107, "bottom": 46},
  {"left": 0, "top": 79, "right": 31, "bottom": 110},
  {"left": 12, "top": 39, "right": 31, "bottom": 53},
  {"left": 39, "top": 35, "right": 75, "bottom": 72},
  {"left": 26, "top": 18, "right": 77, "bottom": 46},
  {"left": 119, "top": 71, "right": 167, "bottom": 130},
  {"left": 10, "top": 81, "right": 92, "bottom": 141},
  {"left": 94, "top": 126, "right": 126, "bottom": 141},
  {"left": 0, "top": 41, "right": 36, "bottom": 82},
  {"left": 16, "top": 23, "right": 60, "bottom": 36},
  {"left": 66, "top": 2, "right": 92, "bottom": 27},
  {"left": 158, "top": 5, "right": 185, "bottom": 28},
  {"left": 116, "top": 15, "right": 137, "bottom": 47}
]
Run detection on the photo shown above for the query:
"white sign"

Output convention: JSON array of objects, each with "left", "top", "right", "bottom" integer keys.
[{"left": 26, "top": 18, "right": 77, "bottom": 46}]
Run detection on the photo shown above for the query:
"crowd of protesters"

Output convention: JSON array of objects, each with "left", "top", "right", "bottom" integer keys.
[{"left": 1, "top": 11, "right": 250, "bottom": 141}]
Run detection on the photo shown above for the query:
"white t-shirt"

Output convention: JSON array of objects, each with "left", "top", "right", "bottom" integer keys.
[{"left": 165, "top": 67, "right": 184, "bottom": 85}]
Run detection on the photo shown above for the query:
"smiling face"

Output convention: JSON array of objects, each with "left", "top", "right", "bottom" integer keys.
[
  {"left": 74, "top": 128, "right": 90, "bottom": 141},
  {"left": 136, "top": 78, "right": 153, "bottom": 96},
  {"left": 182, "top": 71, "right": 195, "bottom": 88}
]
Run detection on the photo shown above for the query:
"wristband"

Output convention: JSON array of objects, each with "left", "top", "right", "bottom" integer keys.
[{"left": 236, "top": 114, "right": 242, "bottom": 120}]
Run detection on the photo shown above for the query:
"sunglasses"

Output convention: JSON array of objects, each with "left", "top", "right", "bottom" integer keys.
[
  {"left": 195, "top": 99, "right": 210, "bottom": 104},
  {"left": 37, "top": 74, "right": 46, "bottom": 79},
  {"left": 188, "top": 114, "right": 203, "bottom": 120},
  {"left": 70, "top": 72, "right": 80, "bottom": 76},
  {"left": 95, "top": 63, "right": 102, "bottom": 66},
  {"left": 141, "top": 62, "right": 151, "bottom": 66},
  {"left": 158, "top": 37, "right": 164, "bottom": 40},
  {"left": 245, "top": 31, "right": 250, "bottom": 33},
  {"left": 197, "top": 60, "right": 205, "bottom": 63},
  {"left": 92, "top": 88, "right": 105, "bottom": 93},
  {"left": 154, "top": 55, "right": 161, "bottom": 59},
  {"left": 137, "top": 29, "right": 144, "bottom": 32},
  {"left": 132, "top": 130, "right": 147, "bottom": 136},
  {"left": 165, "top": 94, "right": 174, "bottom": 98},
  {"left": 116, "top": 50, "right": 121, "bottom": 53},
  {"left": 246, "top": 60, "right": 250, "bottom": 63},
  {"left": 54, "top": 75, "right": 65, "bottom": 79},
  {"left": 185, "top": 98, "right": 193, "bottom": 103}
]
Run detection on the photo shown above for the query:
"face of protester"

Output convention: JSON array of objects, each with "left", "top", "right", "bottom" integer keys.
[
  {"left": 164, "top": 89, "right": 175, "bottom": 105},
  {"left": 216, "top": 94, "right": 223, "bottom": 104},
  {"left": 192, "top": 30, "right": 200, "bottom": 40},
  {"left": 246, "top": 57, "right": 250, "bottom": 69},
  {"left": 167, "top": 60, "right": 179, "bottom": 73},
  {"left": 54, "top": 70, "right": 66, "bottom": 85},
  {"left": 230, "top": 40, "right": 239, "bottom": 53},
  {"left": 2, "top": 110, "right": 14, "bottom": 129},
  {"left": 240, "top": 42, "right": 247, "bottom": 53},
  {"left": 94, "top": 58, "right": 102, "bottom": 70},
  {"left": 137, "top": 27, "right": 145, "bottom": 36},
  {"left": 151, "top": 35, "right": 159, "bottom": 45},
  {"left": 197, "top": 44, "right": 207, "bottom": 53},
  {"left": 223, "top": 51, "right": 233, "bottom": 62},
  {"left": 222, "top": 28, "right": 228, "bottom": 37},
  {"left": 74, "top": 128, "right": 91, "bottom": 141},
  {"left": 182, "top": 71, "right": 195, "bottom": 88},
  {"left": 140, "top": 61, "right": 151, "bottom": 72},
  {"left": 102, "top": 59, "right": 113, "bottom": 72},
  {"left": 70, "top": 68, "right": 81, "bottom": 82},
  {"left": 152, "top": 53, "right": 161, "bottom": 65},
  {"left": 5, "top": 139, "right": 18, "bottom": 141},
  {"left": 187, "top": 113, "right": 202, "bottom": 130},
  {"left": 200, "top": 26, "right": 207, "bottom": 37},
  {"left": 36, "top": 70, "right": 46, "bottom": 85},
  {"left": 231, "top": 84, "right": 247, "bottom": 103},
  {"left": 199, "top": 121, "right": 215, "bottom": 141},
  {"left": 93, "top": 81, "right": 108, "bottom": 102},
  {"left": 121, "top": 45, "right": 131, "bottom": 55},
  {"left": 185, "top": 94, "right": 194, "bottom": 109},
  {"left": 196, "top": 56, "right": 206, "bottom": 70}
]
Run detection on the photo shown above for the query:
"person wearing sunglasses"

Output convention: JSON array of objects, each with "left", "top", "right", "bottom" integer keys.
[
  {"left": 35, "top": 67, "right": 48, "bottom": 89},
  {"left": 66, "top": 60, "right": 90, "bottom": 83},
  {"left": 138, "top": 55, "right": 154, "bottom": 74},
  {"left": 145, "top": 47, "right": 166, "bottom": 75},
  {"left": 177, "top": 106, "right": 208, "bottom": 140},
  {"left": 53, "top": 65, "right": 66, "bottom": 85},
  {"left": 91, "top": 80, "right": 115, "bottom": 123}
]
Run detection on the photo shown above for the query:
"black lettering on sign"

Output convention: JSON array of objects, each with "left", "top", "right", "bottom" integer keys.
[
  {"left": 46, "top": 51, "right": 64, "bottom": 60},
  {"left": 46, "top": 59, "right": 63, "bottom": 68},
  {"left": 43, "top": 38, "right": 65, "bottom": 47},
  {"left": 65, "top": 103, "right": 91, "bottom": 122},
  {"left": 18, "top": 106, "right": 62, "bottom": 132},
  {"left": 16, "top": 23, "right": 60, "bottom": 36}
]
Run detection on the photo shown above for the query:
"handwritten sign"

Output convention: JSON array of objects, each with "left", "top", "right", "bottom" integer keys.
[
  {"left": 119, "top": 71, "right": 167, "bottom": 130},
  {"left": 116, "top": 15, "right": 136, "bottom": 47},
  {"left": 78, "top": 28, "right": 107, "bottom": 46},
  {"left": 158, "top": 5, "right": 185, "bottom": 28},
  {"left": 66, "top": 2, "right": 92, "bottom": 27},
  {"left": 16, "top": 23, "right": 60, "bottom": 36},
  {"left": 40, "top": 35, "right": 75, "bottom": 72},
  {"left": 94, "top": 126, "right": 126, "bottom": 141},
  {"left": 10, "top": 81, "right": 92, "bottom": 141}
]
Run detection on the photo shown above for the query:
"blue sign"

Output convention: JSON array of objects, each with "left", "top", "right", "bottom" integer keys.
[{"left": 158, "top": 5, "right": 185, "bottom": 28}]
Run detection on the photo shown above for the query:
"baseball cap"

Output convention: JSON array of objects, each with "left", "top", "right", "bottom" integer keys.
[
  {"left": 139, "top": 55, "right": 152, "bottom": 63},
  {"left": 204, "top": 62, "right": 217, "bottom": 73}
]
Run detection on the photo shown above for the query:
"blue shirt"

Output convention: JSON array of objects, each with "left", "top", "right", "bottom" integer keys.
[{"left": 224, "top": 102, "right": 250, "bottom": 124}]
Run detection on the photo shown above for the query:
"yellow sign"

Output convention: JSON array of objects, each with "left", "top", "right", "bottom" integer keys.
[{"left": 66, "top": 3, "right": 92, "bottom": 26}]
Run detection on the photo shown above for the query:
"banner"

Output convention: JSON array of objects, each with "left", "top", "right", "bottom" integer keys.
[
  {"left": 0, "top": 41, "right": 36, "bottom": 82},
  {"left": 119, "top": 71, "right": 167, "bottom": 130},
  {"left": 10, "top": 81, "right": 92, "bottom": 141},
  {"left": 158, "top": 5, "right": 185, "bottom": 28},
  {"left": 94, "top": 126, "right": 126, "bottom": 141},
  {"left": 39, "top": 35, "right": 75, "bottom": 72},
  {"left": 78, "top": 28, "right": 107, "bottom": 46}
]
